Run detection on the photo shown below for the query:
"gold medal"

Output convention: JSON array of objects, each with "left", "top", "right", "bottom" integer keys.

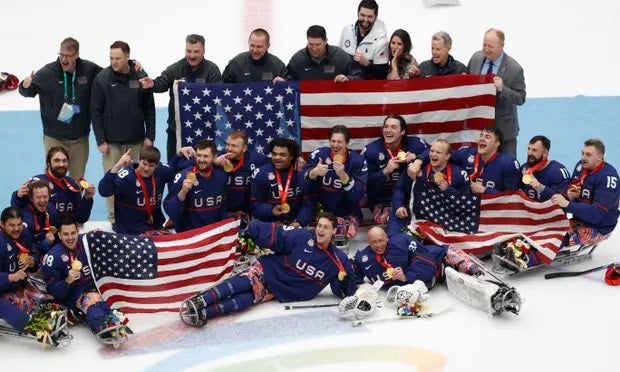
[
  {"left": 333, "top": 154, "right": 344, "bottom": 163},
  {"left": 569, "top": 184, "right": 580, "bottom": 193},
  {"left": 433, "top": 172, "right": 445, "bottom": 182},
  {"left": 280, "top": 203, "right": 291, "bottom": 213},
  {"left": 79, "top": 179, "right": 89, "bottom": 189},
  {"left": 338, "top": 271, "right": 347, "bottom": 281},
  {"left": 71, "top": 260, "right": 83, "bottom": 271},
  {"left": 223, "top": 162, "right": 234, "bottom": 172},
  {"left": 397, "top": 150, "right": 407, "bottom": 161},
  {"left": 18, "top": 253, "right": 29, "bottom": 264},
  {"left": 48, "top": 226, "right": 57, "bottom": 235},
  {"left": 522, "top": 174, "right": 533, "bottom": 185},
  {"left": 186, "top": 172, "right": 197, "bottom": 182},
  {"left": 148, "top": 215, "right": 154, "bottom": 225},
  {"left": 386, "top": 267, "right": 395, "bottom": 278}
]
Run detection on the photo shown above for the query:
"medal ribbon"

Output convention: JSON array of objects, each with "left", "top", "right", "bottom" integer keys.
[
  {"left": 572, "top": 161, "right": 605, "bottom": 187},
  {"left": 193, "top": 164, "right": 212, "bottom": 178},
  {"left": 228, "top": 153, "right": 245, "bottom": 173},
  {"left": 45, "top": 171, "right": 80, "bottom": 193},
  {"left": 135, "top": 170, "right": 156, "bottom": 223},
  {"left": 375, "top": 253, "right": 393, "bottom": 269},
  {"left": 426, "top": 163, "right": 453, "bottom": 185},
  {"left": 65, "top": 242, "right": 82, "bottom": 267},
  {"left": 525, "top": 159, "right": 549, "bottom": 175},
  {"left": 28, "top": 204, "right": 50, "bottom": 232},
  {"left": 12, "top": 238, "right": 30, "bottom": 255},
  {"left": 320, "top": 242, "right": 346, "bottom": 278},
  {"left": 274, "top": 167, "right": 294, "bottom": 205},
  {"left": 383, "top": 142, "right": 402, "bottom": 159},
  {"left": 330, "top": 150, "right": 348, "bottom": 164},
  {"left": 63, "top": 70, "right": 76, "bottom": 103},
  {"left": 469, "top": 152, "right": 498, "bottom": 181}
]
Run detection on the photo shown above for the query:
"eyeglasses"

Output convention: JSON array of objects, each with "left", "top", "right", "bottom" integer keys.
[{"left": 58, "top": 52, "right": 77, "bottom": 59}]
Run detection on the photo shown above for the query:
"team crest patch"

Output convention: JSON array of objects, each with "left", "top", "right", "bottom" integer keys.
[
  {"left": 344, "top": 40, "right": 351, "bottom": 48},
  {"left": 325, "top": 158, "right": 332, "bottom": 165},
  {"left": 61, "top": 254, "right": 69, "bottom": 262},
  {"left": 48, "top": 183, "right": 54, "bottom": 190},
  {"left": 308, "top": 239, "right": 314, "bottom": 246},
  {"left": 467, "top": 155, "right": 474, "bottom": 164},
  {"left": 6, "top": 243, "right": 11, "bottom": 252},
  {"left": 136, "top": 180, "right": 141, "bottom": 187},
  {"left": 576, "top": 164, "right": 582, "bottom": 172},
  {"left": 361, "top": 255, "right": 368, "bottom": 262},
  {"left": 268, "top": 172, "right": 275, "bottom": 180},
  {"left": 378, "top": 153, "right": 385, "bottom": 161}
]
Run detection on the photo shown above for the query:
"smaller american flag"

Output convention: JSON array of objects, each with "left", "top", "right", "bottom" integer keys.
[
  {"left": 411, "top": 184, "right": 570, "bottom": 262},
  {"left": 84, "top": 219, "right": 239, "bottom": 313},
  {"left": 174, "top": 81, "right": 301, "bottom": 155}
]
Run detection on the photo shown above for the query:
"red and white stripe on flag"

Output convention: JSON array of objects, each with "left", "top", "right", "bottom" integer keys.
[
  {"left": 299, "top": 74, "right": 496, "bottom": 155},
  {"left": 414, "top": 191, "right": 571, "bottom": 263},
  {"left": 85, "top": 219, "right": 239, "bottom": 313}
]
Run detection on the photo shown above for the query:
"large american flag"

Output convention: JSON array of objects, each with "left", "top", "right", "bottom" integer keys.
[
  {"left": 174, "top": 75, "right": 495, "bottom": 156},
  {"left": 83, "top": 219, "right": 239, "bottom": 313},
  {"left": 410, "top": 183, "right": 571, "bottom": 263}
]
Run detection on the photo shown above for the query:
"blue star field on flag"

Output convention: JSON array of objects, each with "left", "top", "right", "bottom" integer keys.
[{"left": 175, "top": 81, "right": 301, "bottom": 155}]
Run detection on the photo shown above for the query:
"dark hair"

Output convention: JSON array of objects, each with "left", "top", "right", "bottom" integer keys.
[
  {"left": 358, "top": 0, "right": 379, "bottom": 16},
  {"left": 268, "top": 138, "right": 301, "bottom": 160},
  {"left": 584, "top": 138, "right": 605, "bottom": 155},
  {"left": 529, "top": 135, "right": 551, "bottom": 151},
  {"left": 28, "top": 180, "right": 50, "bottom": 199},
  {"left": 307, "top": 25, "right": 327, "bottom": 40},
  {"left": 388, "top": 29, "right": 415, "bottom": 77},
  {"left": 46, "top": 146, "right": 69, "bottom": 170},
  {"left": 196, "top": 139, "right": 217, "bottom": 155},
  {"left": 383, "top": 114, "right": 407, "bottom": 133},
  {"left": 317, "top": 211, "right": 338, "bottom": 229},
  {"left": 481, "top": 126, "right": 503, "bottom": 144},
  {"left": 139, "top": 146, "right": 161, "bottom": 164},
  {"left": 110, "top": 40, "right": 130, "bottom": 54},
  {"left": 60, "top": 37, "right": 79, "bottom": 52},
  {"left": 250, "top": 28, "right": 270, "bottom": 45},
  {"left": 186, "top": 34, "right": 205, "bottom": 48},
  {"left": 330, "top": 125, "right": 351, "bottom": 143},
  {"left": 1, "top": 207, "right": 22, "bottom": 223},
  {"left": 58, "top": 216, "right": 79, "bottom": 231}
]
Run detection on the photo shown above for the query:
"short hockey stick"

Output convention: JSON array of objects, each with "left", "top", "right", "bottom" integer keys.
[
  {"left": 544, "top": 262, "right": 618, "bottom": 280},
  {"left": 284, "top": 303, "right": 339, "bottom": 310}
]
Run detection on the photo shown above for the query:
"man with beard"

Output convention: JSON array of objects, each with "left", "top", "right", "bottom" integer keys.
[
  {"left": 362, "top": 114, "right": 428, "bottom": 224},
  {"left": 0, "top": 207, "right": 47, "bottom": 337},
  {"left": 139, "top": 34, "right": 221, "bottom": 160},
  {"left": 417, "top": 31, "right": 468, "bottom": 77},
  {"left": 18, "top": 38, "right": 102, "bottom": 179},
  {"left": 286, "top": 25, "right": 362, "bottom": 82},
  {"left": 164, "top": 140, "right": 228, "bottom": 232},
  {"left": 20, "top": 181, "right": 59, "bottom": 257},
  {"left": 338, "top": 0, "right": 389, "bottom": 79},
  {"left": 250, "top": 138, "right": 315, "bottom": 227},
  {"left": 12, "top": 146, "right": 95, "bottom": 224},
  {"left": 390, "top": 139, "right": 469, "bottom": 237},
  {"left": 304, "top": 125, "right": 368, "bottom": 238},
  {"left": 520, "top": 135, "right": 570, "bottom": 201},
  {"left": 214, "top": 130, "right": 270, "bottom": 217},
  {"left": 451, "top": 126, "right": 520, "bottom": 195},
  {"left": 99, "top": 146, "right": 176, "bottom": 234},
  {"left": 222, "top": 29, "right": 287, "bottom": 83}
]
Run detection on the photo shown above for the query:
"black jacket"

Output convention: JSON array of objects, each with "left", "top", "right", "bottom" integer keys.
[
  {"left": 19, "top": 58, "right": 102, "bottom": 140},
  {"left": 152, "top": 58, "right": 221, "bottom": 131},
  {"left": 285, "top": 45, "right": 363, "bottom": 81},
  {"left": 91, "top": 64, "right": 155, "bottom": 145},
  {"left": 222, "top": 52, "right": 287, "bottom": 83},
  {"left": 418, "top": 55, "right": 468, "bottom": 77}
]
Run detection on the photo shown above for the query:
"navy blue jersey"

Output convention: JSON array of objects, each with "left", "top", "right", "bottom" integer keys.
[
  {"left": 11, "top": 172, "right": 93, "bottom": 223},
  {"left": 41, "top": 237, "right": 94, "bottom": 308},
  {"left": 164, "top": 166, "right": 228, "bottom": 232},
  {"left": 20, "top": 203, "right": 60, "bottom": 256},
  {"left": 303, "top": 147, "right": 368, "bottom": 218},
  {"left": 451, "top": 147, "right": 520, "bottom": 193},
  {"left": 99, "top": 163, "right": 175, "bottom": 234},
  {"left": 566, "top": 162, "right": 620, "bottom": 234},
  {"left": 352, "top": 233, "right": 447, "bottom": 289},
  {"left": 0, "top": 231, "right": 37, "bottom": 294},
  {"left": 246, "top": 222, "right": 356, "bottom": 302},
  {"left": 224, "top": 150, "right": 270, "bottom": 214},
  {"left": 392, "top": 161, "right": 469, "bottom": 211},
  {"left": 362, "top": 136, "right": 429, "bottom": 207},
  {"left": 520, "top": 160, "right": 570, "bottom": 201},
  {"left": 250, "top": 164, "right": 315, "bottom": 226}
]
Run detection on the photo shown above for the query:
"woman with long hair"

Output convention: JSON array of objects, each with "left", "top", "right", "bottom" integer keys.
[{"left": 387, "top": 29, "right": 419, "bottom": 79}]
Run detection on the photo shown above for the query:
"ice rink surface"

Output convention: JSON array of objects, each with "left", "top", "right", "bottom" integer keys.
[{"left": 1, "top": 1, "right": 620, "bottom": 370}]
